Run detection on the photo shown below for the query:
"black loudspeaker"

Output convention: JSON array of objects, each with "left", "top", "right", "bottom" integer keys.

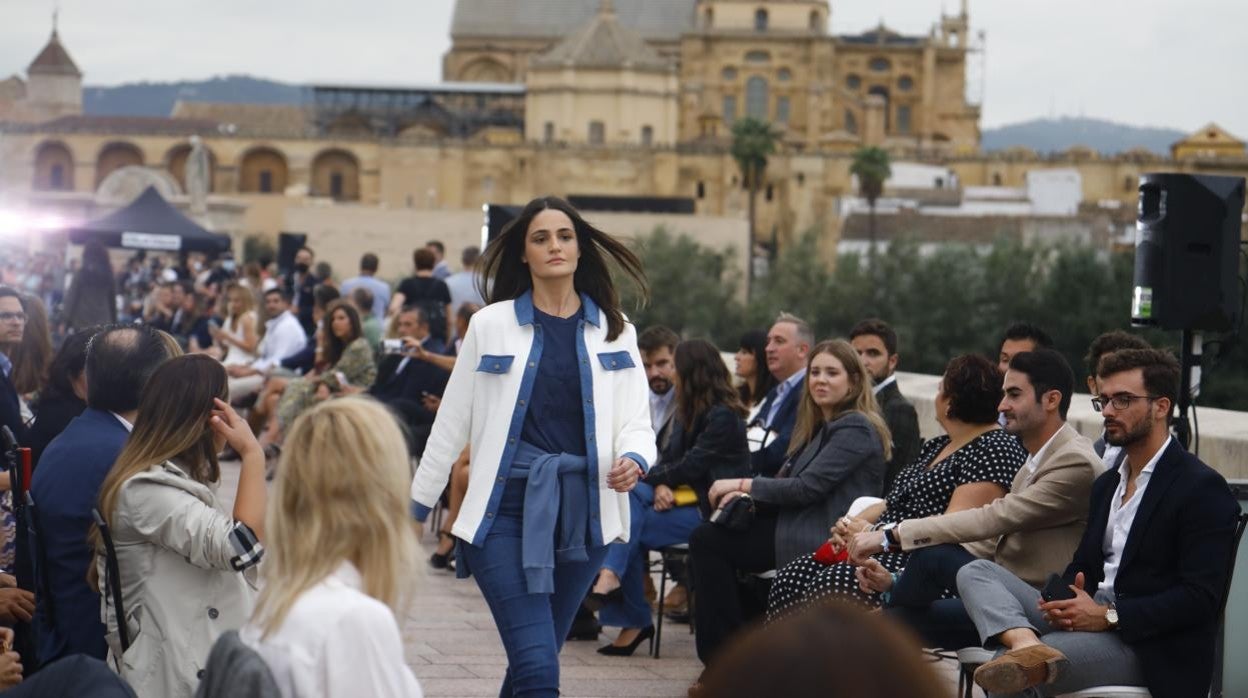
[
  {"left": 1132, "top": 173, "right": 1245, "bottom": 331},
  {"left": 276, "top": 232, "right": 308, "bottom": 275},
  {"left": 481, "top": 204, "right": 522, "bottom": 248}
]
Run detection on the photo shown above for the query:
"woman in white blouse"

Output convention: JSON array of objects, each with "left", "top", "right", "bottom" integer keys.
[
  {"left": 93, "top": 354, "right": 267, "bottom": 698},
  {"left": 241, "top": 397, "right": 422, "bottom": 698}
]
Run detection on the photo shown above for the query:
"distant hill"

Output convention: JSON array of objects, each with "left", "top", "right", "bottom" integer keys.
[
  {"left": 82, "top": 76, "right": 1188, "bottom": 156},
  {"left": 982, "top": 117, "right": 1185, "bottom": 156},
  {"left": 83, "top": 75, "right": 305, "bottom": 117}
]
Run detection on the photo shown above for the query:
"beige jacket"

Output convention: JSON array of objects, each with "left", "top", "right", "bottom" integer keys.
[
  {"left": 98, "top": 460, "right": 259, "bottom": 698},
  {"left": 896, "top": 423, "right": 1103, "bottom": 586}
]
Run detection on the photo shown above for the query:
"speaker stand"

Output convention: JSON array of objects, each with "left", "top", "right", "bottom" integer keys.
[{"left": 1174, "top": 330, "right": 1202, "bottom": 451}]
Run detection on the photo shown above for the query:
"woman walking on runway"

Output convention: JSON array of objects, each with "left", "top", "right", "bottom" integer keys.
[{"left": 409, "top": 196, "right": 654, "bottom": 697}]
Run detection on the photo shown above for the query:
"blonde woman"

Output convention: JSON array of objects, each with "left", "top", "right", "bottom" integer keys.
[
  {"left": 211, "top": 282, "right": 259, "bottom": 366},
  {"left": 93, "top": 355, "right": 266, "bottom": 698},
  {"left": 240, "top": 397, "right": 421, "bottom": 698}
]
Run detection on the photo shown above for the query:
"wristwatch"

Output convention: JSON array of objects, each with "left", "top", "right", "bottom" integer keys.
[
  {"left": 881, "top": 523, "right": 899, "bottom": 551},
  {"left": 1105, "top": 604, "right": 1119, "bottom": 630}
]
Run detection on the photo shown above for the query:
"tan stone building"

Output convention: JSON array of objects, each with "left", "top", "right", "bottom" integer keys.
[{"left": 2, "top": 3, "right": 1247, "bottom": 274}]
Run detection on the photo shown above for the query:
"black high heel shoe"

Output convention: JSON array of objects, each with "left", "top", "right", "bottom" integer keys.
[
  {"left": 596, "top": 626, "right": 655, "bottom": 657},
  {"left": 429, "top": 531, "right": 456, "bottom": 572},
  {"left": 583, "top": 586, "right": 624, "bottom": 612}
]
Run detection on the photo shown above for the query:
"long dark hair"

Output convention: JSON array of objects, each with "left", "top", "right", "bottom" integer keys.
[
  {"left": 321, "top": 299, "right": 362, "bottom": 367},
  {"left": 78, "top": 241, "right": 117, "bottom": 292},
  {"left": 736, "top": 328, "right": 777, "bottom": 406},
  {"left": 478, "top": 196, "right": 648, "bottom": 342},
  {"left": 96, "top": 355, "right": 228, "bottom": 531},
  {"left": 675, "top": 339, "right": 747, "bottom": 429},
  {"left": 10, "top": 294, "right": 52, "bottom": 395}
]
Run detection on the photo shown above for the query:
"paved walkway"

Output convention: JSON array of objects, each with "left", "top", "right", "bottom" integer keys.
[
  {"left": 404, "top": 557, "right": 703, "bottom": 698},
  {"left": 220, "top": 460, "right": 963, "bottom": 697}
]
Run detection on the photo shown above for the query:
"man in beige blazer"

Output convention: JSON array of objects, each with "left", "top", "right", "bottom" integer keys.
[{"left": 849, "top": 348, "right": 1103, "bottom": 646}]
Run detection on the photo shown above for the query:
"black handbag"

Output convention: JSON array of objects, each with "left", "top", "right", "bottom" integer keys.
[{"left": 709, "top": 494, "right": 755, "bottom": 531}]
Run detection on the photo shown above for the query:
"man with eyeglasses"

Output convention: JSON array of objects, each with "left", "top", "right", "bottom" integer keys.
[
  {"left": 0, "top": 286, "right": 28, "bottom": 446},
  {"left": 957, "top": 348, "right": 1238, "bottom": 697}
]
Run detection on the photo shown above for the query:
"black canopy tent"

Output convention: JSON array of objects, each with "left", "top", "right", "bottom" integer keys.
[{"left": 67, "top": 186, "right": 231, "bottom": 253}]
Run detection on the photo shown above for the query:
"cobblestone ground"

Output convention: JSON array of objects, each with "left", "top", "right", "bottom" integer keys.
[{"left": 220, "top": 460, "right": 962, "bottom": 697}]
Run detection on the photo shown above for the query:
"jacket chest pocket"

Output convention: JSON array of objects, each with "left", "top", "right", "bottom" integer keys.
[
  {"left": 596, "top": 351, "right": 635, "bottom": 371},
  {"left": 476, "top": 355, "right": 516, "bottom": 374}
]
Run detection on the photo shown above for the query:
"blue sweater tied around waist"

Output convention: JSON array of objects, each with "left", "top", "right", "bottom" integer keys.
[{"left": 513, "top": 440, "right": 592, "bottom": 593}]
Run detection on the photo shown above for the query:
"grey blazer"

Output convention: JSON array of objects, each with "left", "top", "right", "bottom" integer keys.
[{"left": 750, "top": 411, "right": 886, "bottom": 568}]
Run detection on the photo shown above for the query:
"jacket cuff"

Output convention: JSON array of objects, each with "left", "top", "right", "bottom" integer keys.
[
  {"left": 410, "top": 501, "right": 432, "bottom": 522},
  {"left": 622, "top": 452, "right": 649, "bottom": 473}
]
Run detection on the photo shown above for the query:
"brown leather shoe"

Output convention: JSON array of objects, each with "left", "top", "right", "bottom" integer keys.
[
  {"left": 974, "top": 644, "right": 1068, "bottom": 694},
  {"left": 659, "top": 584, "right": 688, "bottom": 613}
]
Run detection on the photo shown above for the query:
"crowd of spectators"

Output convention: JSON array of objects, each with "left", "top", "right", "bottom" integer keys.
[{"left": 0, "top": 228, "right": 1240, "bottom": 698}]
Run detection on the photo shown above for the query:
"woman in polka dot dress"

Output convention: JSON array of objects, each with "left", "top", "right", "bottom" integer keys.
[{"left": 767, "top": 354, "right": 1026, "bottom": 621}]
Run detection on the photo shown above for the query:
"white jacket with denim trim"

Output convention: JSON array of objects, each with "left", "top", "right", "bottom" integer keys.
[{"left": 409, "top": 291, "right": 656, "bottom": 547}]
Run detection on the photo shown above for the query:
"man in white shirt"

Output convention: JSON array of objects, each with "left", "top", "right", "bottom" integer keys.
[
  {"left": 226, "top": 289, "right": 307, "bottom": 401},
  {"left": 957, "top": 348, "right": 1239, "bottom": 697},
  {"left": 1081, "top": 330, "right": 1151, "bottom": 469},
  {"left": 748, "top": 313, "right": 812, "bottom": 477}
]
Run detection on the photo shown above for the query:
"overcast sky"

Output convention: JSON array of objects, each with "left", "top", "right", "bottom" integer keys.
[{"left": 3, "top": 0, "right": 1246, "bottom": 135}]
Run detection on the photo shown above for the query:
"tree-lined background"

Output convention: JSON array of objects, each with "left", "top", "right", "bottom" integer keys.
[{"left": 619, "top": 228, "right": 1248, "bottom": 412}]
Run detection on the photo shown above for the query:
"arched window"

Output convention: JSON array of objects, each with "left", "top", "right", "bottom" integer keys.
[
  {"left": 544, "top": 122, "right": 554, "bottom": 143},
  {"left": 95, "top": 142, "right": 144, "bottom": 189},
  {"left": 311, "top": 149, "right": 360, "bottom": 201},
  {"left": 588, "top": 121, "right": 605, "bottom": 144},
  {"left": 777, "top": 96, "right": 791, "bottom": 123},
  {"left": 239, "top": 147, "right": 289, "bottom": 194},
  {"left": 723, "top": 95, "right": 737, "bottom": 124},
  {"left": 754, "top": 9, "right": 768, "bottom": 32},
  {"left": 810, "top": 10, "right": 821, "bottom": 31},
  {"left": 868, "top": 86, "right": 891, "bottom": 130},
  {"left": 897, "top": 106, "right": 912, "bottom": 134},
  {"left": 745, "top": 77, "right": 769, "bottom": 119},
  {"left": 845, "top": 110, "right": 858, "bottom": 135},
  {"left": 696, "top": 181, "right": 706, "bottom": 199},
  {"left": 1124, "top": 175, "right": 1135, "bottom": 193},
  {"left": 992, "top": 172, "right": 1003, "bottom": 186},
  {"left": 641, "top": 125, "right": 654, "bottom": 146},
  {"left": 33, "top": 141, "right": 74, "bottom": 191}
]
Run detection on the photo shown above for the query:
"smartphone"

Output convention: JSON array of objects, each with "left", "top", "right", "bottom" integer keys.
[
  {"left": 334, "top": 371, "right": 348, "bottom": 386},
  {"left": 1041, "top": 573, "right": 1076, "bottom": 602},
  {"left": 382, "top": 338, "right": 405, "bottom": 354}
]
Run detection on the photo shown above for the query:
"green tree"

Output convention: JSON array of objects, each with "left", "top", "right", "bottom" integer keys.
[
  {"left": 619, "top": 227, "right": 744, "bottom": 345},
  {"left": 850, "top": 146, "right": 892, "bottom": 248},
  {"left": 730, "top": 117, "right": 780, "bottom": 296}
]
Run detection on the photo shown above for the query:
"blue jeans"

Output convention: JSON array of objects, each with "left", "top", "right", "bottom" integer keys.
[
  {"left": 599, "top": 483, "right": 702, "bottom": 629},
  {"left": 461, "top": 480, "right": 607, "bottom": 698}
]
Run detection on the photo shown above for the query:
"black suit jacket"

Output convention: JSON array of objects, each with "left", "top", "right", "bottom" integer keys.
[
  {"left": 875, "top": 380, "right": 921, "bottom": 495},
  {"left": 0, "top": 367, "right": 27, "bottom": 447},
  {"left": 750, "top": 379, "right": 802, "bottom": 477},
  {"left": 369, "top": 350, "right": 450, "bottom": 427},
  {"left": 1060, "top": 439, "right": 1238, "bottom": 698},
  {"left": 645, "top": 404, "right": 751, "bottom": 519}
]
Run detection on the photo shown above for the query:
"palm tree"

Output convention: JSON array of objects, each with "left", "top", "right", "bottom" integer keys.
[
  {"left": 731, "top": 117, "right": 779, "bottom": 297},
  {"left": 850, "top": 146, "right": 891, "bottom": 249}
]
